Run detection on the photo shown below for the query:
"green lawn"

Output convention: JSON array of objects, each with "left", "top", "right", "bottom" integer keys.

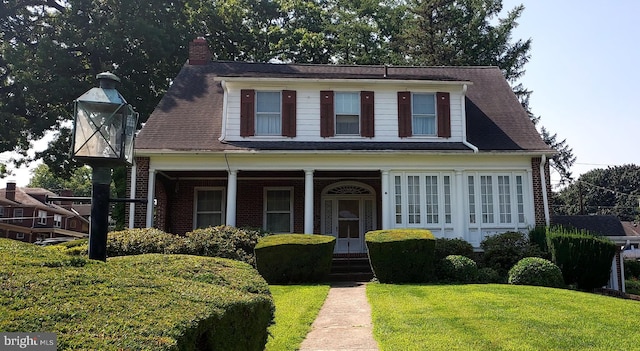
[
  {"left": 367, "top": 284, "right": 640, "bottom": 351},
  {"left": 265, "top": 285, "right": 330, "bottom": 351}
]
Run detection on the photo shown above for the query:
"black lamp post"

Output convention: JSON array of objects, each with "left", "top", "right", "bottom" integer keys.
[{"left": 71, "top": 72, "right": 138, "bottom": 261}]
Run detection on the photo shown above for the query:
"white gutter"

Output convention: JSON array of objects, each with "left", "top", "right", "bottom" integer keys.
[
  {"left": 216, "top": 76, "right": 474, "bottom": 87},
  {"left": 128, "top": 161, "right": 137, "bottom": 228},
  {"left": 218, "top": 80, "right": 228, "bottom": 142},
  {"left": 460, "top": 84, "right": 479, "bottom": 153},
  {"left": 540, "top": 154, "right": 550, "bottom": 226}
]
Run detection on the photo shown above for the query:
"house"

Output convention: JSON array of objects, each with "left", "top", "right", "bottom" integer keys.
[
  {"left": 127, "top": 38, "right": 554, "bottom": 254},
  {"left": 0, "top": 182, "right": 90, "bottom": 243},
  {"left": 552, "top": 214, "right": 633, "bottom": 292}
]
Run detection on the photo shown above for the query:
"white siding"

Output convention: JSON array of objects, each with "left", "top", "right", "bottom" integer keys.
[{"left": 222, "top": 82, "right": 465, "bottom": 143}]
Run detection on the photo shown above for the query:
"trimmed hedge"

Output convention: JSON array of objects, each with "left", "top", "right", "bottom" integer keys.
[
  {"left": 254, "top": 234, "right": 335, "bottom": 284},
  {"left": 439, "top": 255, "right": 479, "bottom": 283},
  {"left": 0, "top": 238, "right": 274, "bottom": 351},
  {"left": 508, "top": 257, "right": 565, "bottom": 288},
  {"left": 365, "top": 229, "right": 436, "bottom": 283},
  {"left": 107, "top": 227, "right": 182, "bottom": 256},
  {"left": 547, "top": 227, "right": 617, "bottom": 290}
]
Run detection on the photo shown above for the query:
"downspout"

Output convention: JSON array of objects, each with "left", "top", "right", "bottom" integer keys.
[
  {"left": 461, "top": 84, "right": 479, "bottom": 153},
  {"left": 218, "top": 80, "right": 228, "bottom": 142},
  {"left": 539, "top": 154, "right": 550, "bottom": 226}
]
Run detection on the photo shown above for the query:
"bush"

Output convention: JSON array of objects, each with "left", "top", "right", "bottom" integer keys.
[
  {"left": 477, "top": 267, "right": 503, "bottom": 284},
  {"left": 107, "top": 228, "right": 181, "bottom": 257},
  {"left": 547, "top": 227, "right": 617, "bottom": 290},
  {"left": 624, "top": 259, "right": 640, "bottom": 279},
  {"left": 45, "top": 238, "right": 89, "bottom": 256},
  {"left": 0, "top": 238, "right": 274, "bottom": 351},
  {"left": 480, "top": 231, "right": 544, "bottom": 277},
  {"left": 625, "top": 278, "right": 640, "bottom": 295},
  {"left": 528, "top": 226, "right": 550, "bottom": 257},
  {"left": 434, "top": 237, "right": 474, "bottom": 261},
  {"left": 365, "top": 229, "right": 436, "bottom": 283},
  {"left": 508, "top": 257, "right": 565, "bottom": 288},
  {"left": 439, "top": 255, "right": 479, "bottom": 283},
  {"left": 254, "top": 234, "right": 335, "bottom": 284},
  {"left": 176, "top": 226, "right": 268, "bottom": 267}
]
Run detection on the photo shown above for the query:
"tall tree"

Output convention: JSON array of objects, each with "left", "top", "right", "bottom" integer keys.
[
  {"left": 398, "top": 0, "right": 574, "bottom": 183},
  {"left": 28, "top": 163, "right": 93, "bottom": 197},
  {"left": 555, "top": 165, "right": 640, "bottom": 222}
]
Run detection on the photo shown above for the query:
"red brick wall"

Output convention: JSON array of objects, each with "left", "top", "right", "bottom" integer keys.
[
  {"left": 531, "top": 157, "right": 553, "bottom": 227},
  {"left": 126, "top": 157, "right": 149, "bottom": 229}
]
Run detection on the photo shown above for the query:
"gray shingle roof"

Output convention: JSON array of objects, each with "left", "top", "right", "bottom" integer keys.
[{"left": 136, "top": 61, "right": 551, "bottom": 153}]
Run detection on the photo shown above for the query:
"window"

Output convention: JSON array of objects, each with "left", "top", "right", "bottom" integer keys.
[
  {"left": 468, "top": 173, "right": 528, "bottom": 226},
  {"left": 256, "top": 91, "right": 281, "bottom": 135},
  {"left": 17, "top": 232, "right": 24, "bottom": 240},
  {"left": 412, "top": 93, "right": 436, "bottom": 135},
  {"left": 335, "top": 92, "right": 360, "bottom": 135},
  {"left": 240, "top": 89, "right": 296, "bottom": 137},
  {"left": 195, "top": 188, "right": 225, "bottom": 229},
  {"left": 398, "top": 92, "right": 450, "bottom": 138},
  {"left": 38, "top": 210, "right": 47, "bottom": 225},
  {"left": 54, "top": 214, "right": 62, "bottom": 228},
  {"left": 264, "top": 188, "right": 293, "bottom": 233},
  {"left": 70, "top": 219, "right": 77, "bottom": 229},
  {"left": 0, "top": 206, "right": 4, "bottom": 217},
  {"left": 392, "top": 173, "right": 453, "bottom": 227},
  {"left": 13, "top": 208, "right": 23, "bottom": 223}
]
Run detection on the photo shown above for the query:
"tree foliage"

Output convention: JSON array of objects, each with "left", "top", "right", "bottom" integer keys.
[
  {"left": 28, "top": 163, "right": 93, "bottom": 197},
  {"left": 2, "top": 0, "right": 577, "bottom": 221},
  {"left": 555, "top": 164, "right": 640, "bottom": 222}
]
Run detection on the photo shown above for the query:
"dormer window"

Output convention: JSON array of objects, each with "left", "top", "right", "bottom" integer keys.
[
  {"left": 398, "top": 91, "right": 450, "bottom": 138},
  {"left": 256, "top": 91, "right": 281, "bottom": 135},
  {"left": 412, "top": 93, "right": 436, "bottom": 135},
  {"left": 241, "top": 89, "right": 296, "bottom": 137},
  {"left": 335, "top": 92, "right": 360, "bottom": 135}
]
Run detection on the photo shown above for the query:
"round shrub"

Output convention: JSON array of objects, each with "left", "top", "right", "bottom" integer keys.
[
  {"left": 625, "top": 259, "right": 640, "bottom": 279},
  {"left": 439, "top": 255, "right": 479, "bottom": 283},
  {"left": 107, "top": 228, "right": 181, "bottom": 257},
  {"left": 508, "top": 257, "right": 564, "bottom": 288},
  {"left": 176, "top": 226, "right": 267, "bottom": 267}
]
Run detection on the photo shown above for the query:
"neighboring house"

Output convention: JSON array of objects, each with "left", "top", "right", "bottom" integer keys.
[
  {"left": 0, "top": 182, "right": 89, "bottom": 243},
  {"left": 127, "top": 38, "right": 554, "bottom": 254},
  {"left": 552, "top": 214, "right": 634, "bottom": 292}
]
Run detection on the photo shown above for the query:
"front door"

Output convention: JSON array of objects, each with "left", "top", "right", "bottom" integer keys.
[
  {"left": 337, "top": 199, "right": 362, "bottom": 253},
  {"left": 321, "top": 181, "right": 377, "bottom": 254}
]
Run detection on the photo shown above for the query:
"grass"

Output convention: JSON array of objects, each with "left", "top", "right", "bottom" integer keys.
[
  {"left": 367, "top": 284, "right": 640, "bottom": 351},
  {"left": 265, "top": 285, "right": 330, "bottom": 351}
]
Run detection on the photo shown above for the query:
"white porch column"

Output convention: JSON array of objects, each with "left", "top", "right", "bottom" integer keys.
[
  {"left": 128, "top": 161, "right": 137, "bottom": 229},
  {"left": 304, "top": 169, "right": 314, "bottom": 234},
  {"left": 381, "top": 169, "right": 391, "bottom": 229},
  {"left": 226, "top": 170, "right": 237, "bottom": 226},
  {"left": 145, "top": 168, "right": 156, "bottom": 228},
  {"left": 455, "top": 170, "right": 466, "bottom": 240}
]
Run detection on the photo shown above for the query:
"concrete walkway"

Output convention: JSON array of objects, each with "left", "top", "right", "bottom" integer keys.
[{"left": 299, "top": 282, "right": 379, "bottom": 351}]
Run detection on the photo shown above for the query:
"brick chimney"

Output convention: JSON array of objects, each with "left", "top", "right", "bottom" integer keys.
[
  {"left": 6, "top": 182, "right": 16, "bottom": 202},
  {"left": 189, "top": 37, "right": 211, "bottom": 65},
  {"left": 60, "top": 189, "right": 73, "bottom": 209}
]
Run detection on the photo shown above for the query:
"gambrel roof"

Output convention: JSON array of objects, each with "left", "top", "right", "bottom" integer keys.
[{"left": 136, "top": 61, "right": 551, "bottom": 153}]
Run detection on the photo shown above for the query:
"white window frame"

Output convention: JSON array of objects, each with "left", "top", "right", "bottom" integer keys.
[
  {"left": 467, "top": 172, "right": 529, "bottom": 227},
  {"left": 16, "top": 232, "right": 24, "bottom": 239},
  {"left": 335, "top": 92, "right": 360, "bottom": 135},
  {"left": 392, "top": 172, "right": 454, "bottom": 228},
  {"left": 263, "top": 187, "right": 294, "bottom": 233},
  {"left": 412, "top": 93, "right": 437, "bottom": 136},
  {"left": 255, "top": 91, "right": 281, "bottom": 135},
  {"left": 193, "top": 187, "right": 226, "bottom": 229},
  {"left": 53, "top": 214, "right": 62, "bottom": 228},
  {"left": 13, "top": 208, "right": 23, "bottom": 223},
  {"left": 38, "top": 210, "right": 47, "bottom": 225}
]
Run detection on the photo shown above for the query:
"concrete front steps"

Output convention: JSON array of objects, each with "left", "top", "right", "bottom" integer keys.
[{"left": 329, "top": 254, "right": 374, "bottom": 282}]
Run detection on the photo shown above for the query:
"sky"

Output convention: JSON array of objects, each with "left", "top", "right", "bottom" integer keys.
[{"left": 1, "top": 0, "right": 638, "bottom": 190}]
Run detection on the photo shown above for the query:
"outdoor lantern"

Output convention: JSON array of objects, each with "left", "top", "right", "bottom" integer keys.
[
  {"left": 72, "top": 72, "right": 138, "bottom": 166},
  {"left": 71, "top": 72, "right": 138, "bottom": 261}
]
